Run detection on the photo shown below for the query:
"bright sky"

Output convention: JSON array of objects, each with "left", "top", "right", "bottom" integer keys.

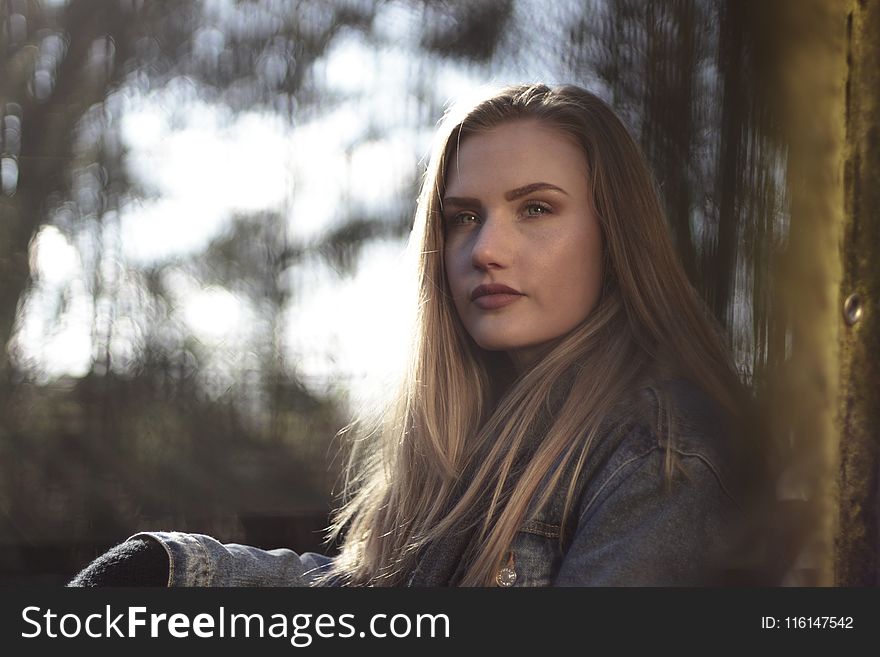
[{"left": 13, "top": 0, "right": 560, "bottom": 411}]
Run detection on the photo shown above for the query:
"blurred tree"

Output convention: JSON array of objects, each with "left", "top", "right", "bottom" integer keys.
[
  {"left": 1, "top": 0, "right": 380, "bottom": 395},
  {"left": 0, "top": 0, "right": 383, "bottom": 581}
]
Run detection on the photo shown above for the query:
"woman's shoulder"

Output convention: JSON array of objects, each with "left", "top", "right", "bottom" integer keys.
[
  {"left": 582, "top": 377, "right": 748, "bottom": 514},
  {"left": 627, "top": 377, "right": 741, "bottom": 465},
  {"left": 642, "top": 377, "right": 735, "bottom": 439},
  {"left": 551, "top": 379, "right": 755, "bottom": 584},
  {"left": 642, "top": 378, "right": 746, "bottom": 497}
]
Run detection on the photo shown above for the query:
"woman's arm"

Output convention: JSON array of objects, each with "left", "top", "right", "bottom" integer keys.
[{"left": 69, "top": 532, "right": 333, "bottom": 587}]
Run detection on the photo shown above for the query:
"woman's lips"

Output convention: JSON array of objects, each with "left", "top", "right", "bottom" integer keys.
[{"left": 472, "top": 293, "right": 524, "bottom": 310}]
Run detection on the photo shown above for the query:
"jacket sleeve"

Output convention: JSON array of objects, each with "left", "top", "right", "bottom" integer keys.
[
  {"left": 553, "top": 446, "right": 742, "bottom": 586},
  {"left": 127, "top": 531, "right": 333, "bottom": 587}
]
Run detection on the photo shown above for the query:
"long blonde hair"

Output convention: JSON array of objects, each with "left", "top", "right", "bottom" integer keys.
[{"left": 324, "top": 84, "right": 744, "bottom": 586}]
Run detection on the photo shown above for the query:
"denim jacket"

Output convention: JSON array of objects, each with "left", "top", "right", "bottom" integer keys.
[{"left": 132, "top": 379, "right": 746, "bottom": 587}]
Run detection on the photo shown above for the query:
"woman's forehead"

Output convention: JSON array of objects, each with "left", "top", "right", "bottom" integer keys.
[{"left": 444, "top": 120, "right": 589, "bottom": 197}]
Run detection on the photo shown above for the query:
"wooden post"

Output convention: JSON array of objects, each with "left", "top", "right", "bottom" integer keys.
[{"left": 836, "top": 0, "right": 880, "bottom": 586}]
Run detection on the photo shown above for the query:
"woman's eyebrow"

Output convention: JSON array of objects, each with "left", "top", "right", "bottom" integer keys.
[
  {"left": 443, "top": 183, "right": 568, "bottom": 209},
  {"left": 441, "top": 196, "right": 481, "bottom": 209},
  {"left": 504, "top": 182, "right": 568, "bottom": 200}
]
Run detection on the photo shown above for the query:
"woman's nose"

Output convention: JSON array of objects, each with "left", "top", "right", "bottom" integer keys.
[{"left": 470, "top": 215, "right": 512, "bottom": 270}]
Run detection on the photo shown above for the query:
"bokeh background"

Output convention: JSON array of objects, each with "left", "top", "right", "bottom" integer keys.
[{"left": 1, "top": 0, "right": 877, "bottom": 585}]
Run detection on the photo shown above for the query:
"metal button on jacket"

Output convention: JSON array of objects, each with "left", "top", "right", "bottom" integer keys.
[{"left": 496, "top": 552, "right": 517, "bottom": 587}]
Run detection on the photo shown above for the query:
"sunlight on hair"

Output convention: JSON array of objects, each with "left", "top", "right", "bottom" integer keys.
[{"left": 440, "top": 83, "right": 508, "bottom": 126}]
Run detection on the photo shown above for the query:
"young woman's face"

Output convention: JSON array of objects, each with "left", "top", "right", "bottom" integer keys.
[{"left": 442, "top": 119, "right": 604, "bottom": 369}]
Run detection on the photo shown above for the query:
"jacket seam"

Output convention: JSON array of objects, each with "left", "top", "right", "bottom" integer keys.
[
  {"left": 193, "top": 536, "right": 212, "bottom": 586},
  {"left": 670, "top": 447, "right": 742, "bottom": 512},
  {"left": 644, "top": 383, "right": 740, "bottom": 511},
  {"left": 581, "top": 445, "right": 741, "bottom": 526},
  {"left": 520, "top": 520, "right": 561, "bottom": 538},
  {"left": 162, "top": 539, "right": 175, "bottom": 588}
]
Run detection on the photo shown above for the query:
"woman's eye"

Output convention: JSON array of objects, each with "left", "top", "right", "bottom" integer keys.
[
  {"left": 451, "top": 212, "right": 480, "bottom": 225},
  {"left": 523, "top": 202, "right": 551, "bottom": 217}
]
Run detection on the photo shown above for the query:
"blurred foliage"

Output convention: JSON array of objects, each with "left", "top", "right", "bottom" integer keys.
[
  {"left": 0, "top": 0, "right": 871, "bottom": 585},
  {"left": 419, "top": 0, "right": 514, "bottom": 63},
  {"left": 0, "top": 0, "right": 387, "bottom": 583}
]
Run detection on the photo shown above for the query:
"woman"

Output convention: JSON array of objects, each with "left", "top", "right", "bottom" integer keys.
[{"left": 71, "top": 83, "right": 758, "bottom": 587}]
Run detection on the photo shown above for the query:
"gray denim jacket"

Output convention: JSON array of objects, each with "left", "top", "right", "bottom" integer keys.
[{"left": 133, "top": 379, "right": 747, "bottom": 587}]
